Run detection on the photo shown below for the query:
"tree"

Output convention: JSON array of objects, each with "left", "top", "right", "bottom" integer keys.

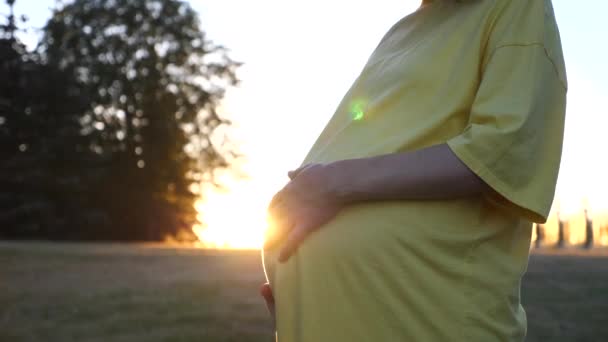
[
  {"left": 0, "top": 0, "right": 240, "bottom": 241},
  {"left": 1, "top": 0, "right": 96, "bottom": 239}
]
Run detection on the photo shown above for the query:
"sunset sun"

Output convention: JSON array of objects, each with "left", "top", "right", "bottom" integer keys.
[{"left": 192, "top": 186, "right": 270, "bottom": 249}]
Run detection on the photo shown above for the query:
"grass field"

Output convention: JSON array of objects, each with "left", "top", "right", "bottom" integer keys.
[{"left": 1, "top": 242, "right": 607, "bottom": 342}]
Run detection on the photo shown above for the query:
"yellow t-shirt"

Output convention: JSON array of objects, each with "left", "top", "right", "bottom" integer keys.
[{"left": 264, "top": 0, "right": 567, "bottom": 341}]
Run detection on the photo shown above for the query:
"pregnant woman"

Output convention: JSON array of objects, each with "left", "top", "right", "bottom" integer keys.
[{"left": 263, "top": 0, "right": 567, "bottom": 341}]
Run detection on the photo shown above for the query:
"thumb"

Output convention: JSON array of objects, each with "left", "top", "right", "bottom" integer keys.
[{"left": 288, "top": 164, "right": 310, "bottom": 180}]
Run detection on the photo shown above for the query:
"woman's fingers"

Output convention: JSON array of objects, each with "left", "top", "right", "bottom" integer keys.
[
  {"left": 278, "top": 223, "right": 312, "bottom": 262},
  {"left": 264, "top": 200, "right": 294, "bottom": 250},
  {"left": 260, "top": 283, "right": 275, "bottom": 312},
  {"left": 259, "top": 283, "right": 276, "bottom": 328},
  {"left": 268, "top": 189, "right": 285, "bottom": 210}
]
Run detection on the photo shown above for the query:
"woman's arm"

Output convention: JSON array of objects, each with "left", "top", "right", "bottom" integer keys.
[
  {"left": 324, "top": 143, "right": 488, "bottom": 203},
  {"left": 267, "top": 143, "right": 489, "bottom": 262}
]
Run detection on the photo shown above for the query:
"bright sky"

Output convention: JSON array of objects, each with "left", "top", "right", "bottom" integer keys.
[{"left": 4, "top": 0, "right": 608, "bottom": 247}]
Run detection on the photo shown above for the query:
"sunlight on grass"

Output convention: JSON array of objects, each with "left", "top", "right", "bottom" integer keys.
[
  {"left": 0, "top": 243, "right": 273, "bottom": 342},
  {"left": 1, "top": 242, "right": 607, "bottom": 341}
]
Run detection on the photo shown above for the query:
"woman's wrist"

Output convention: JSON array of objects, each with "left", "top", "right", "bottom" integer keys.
[{"left": 324, "top": 158, "right": 363, "bottom": 205}]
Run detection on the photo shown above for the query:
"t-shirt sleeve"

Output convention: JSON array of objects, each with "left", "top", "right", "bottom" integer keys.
[{"left": 447, "top": 43, "right": 567, "bottom": 223}]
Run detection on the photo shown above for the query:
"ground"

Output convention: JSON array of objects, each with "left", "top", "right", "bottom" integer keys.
[{"left": 1, "top": 242, "right": 607, "bottom": 342}]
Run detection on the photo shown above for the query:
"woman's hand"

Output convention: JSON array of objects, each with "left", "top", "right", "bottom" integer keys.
[
  {"left": 260, "top": 283, "right": 276, "bottom": 329},
  {"left": 266, "top": 163, "right": 344, "bottom": 262},
  {"left": 264, "top": 144, "right": 489, "bottom": 262}
]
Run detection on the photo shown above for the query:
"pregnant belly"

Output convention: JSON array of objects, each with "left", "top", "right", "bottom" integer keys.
[
  {"left": 261, "top": 198, "right": 489, "bottom": 290},
  {"left": 262, "top": 247, "right": 279, "bottom": 286},
  {"left": 261, "top": 199, "right": 530, "bottom": 341}
]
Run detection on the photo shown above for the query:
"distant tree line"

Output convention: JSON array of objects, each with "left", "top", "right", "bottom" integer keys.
[{"left": 0, "top": 0, "right": 240, "bottom": 241}]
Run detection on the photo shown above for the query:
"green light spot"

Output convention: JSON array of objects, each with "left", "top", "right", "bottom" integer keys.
[
  {"left": 349, "top": 100, "right": 366, "bottom": 121},
  {"left": 352, "top": 109, "right": 364, "bottom": 121}
]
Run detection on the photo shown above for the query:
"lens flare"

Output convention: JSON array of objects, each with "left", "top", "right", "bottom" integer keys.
[{"left": 349, "top": 99, "right": 367, "bottom": 121}]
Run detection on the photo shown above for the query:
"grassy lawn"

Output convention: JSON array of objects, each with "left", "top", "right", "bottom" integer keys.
[
  {"left": 522, "top": 248, "right": 608, "bottom": 342},
  {"left": 1, "top": 242, "right": 607, "bottom": 342}
]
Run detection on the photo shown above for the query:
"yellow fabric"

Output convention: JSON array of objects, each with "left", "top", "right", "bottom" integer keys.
[{"left": 264, "top": 0, "right": 567, "bottom": 341}]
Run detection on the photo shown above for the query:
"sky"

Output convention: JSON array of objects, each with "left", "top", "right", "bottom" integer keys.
[
  {"left": 3, "top": 0, "right": 608, "bottom": 246},
  {"left": 195, "top": 0, "right": 608, "bottom": 218}
]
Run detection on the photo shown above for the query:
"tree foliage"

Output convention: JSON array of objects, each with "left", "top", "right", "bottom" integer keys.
[{"left": 0, "top": 0, "right": 239, "bottom": 241}]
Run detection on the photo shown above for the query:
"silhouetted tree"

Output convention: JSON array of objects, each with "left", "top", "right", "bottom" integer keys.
[
  {"left": 1, "top": 0, "right": 96, "bottom": 239},
  {"left": 0, "top": 0, "right": 240, "bottom": 241}
]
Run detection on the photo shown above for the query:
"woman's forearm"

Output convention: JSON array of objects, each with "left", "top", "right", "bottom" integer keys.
[{"left": 326, "top": 143, "right": 489, "bottom": 203}]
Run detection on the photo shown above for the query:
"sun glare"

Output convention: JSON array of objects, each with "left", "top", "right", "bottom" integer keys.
[
  {"left": 192, "top": 185, "right": 608, "bottom": 249},
  {"left": 192, "top": 187, "right": 269, "bottom": 249}
]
